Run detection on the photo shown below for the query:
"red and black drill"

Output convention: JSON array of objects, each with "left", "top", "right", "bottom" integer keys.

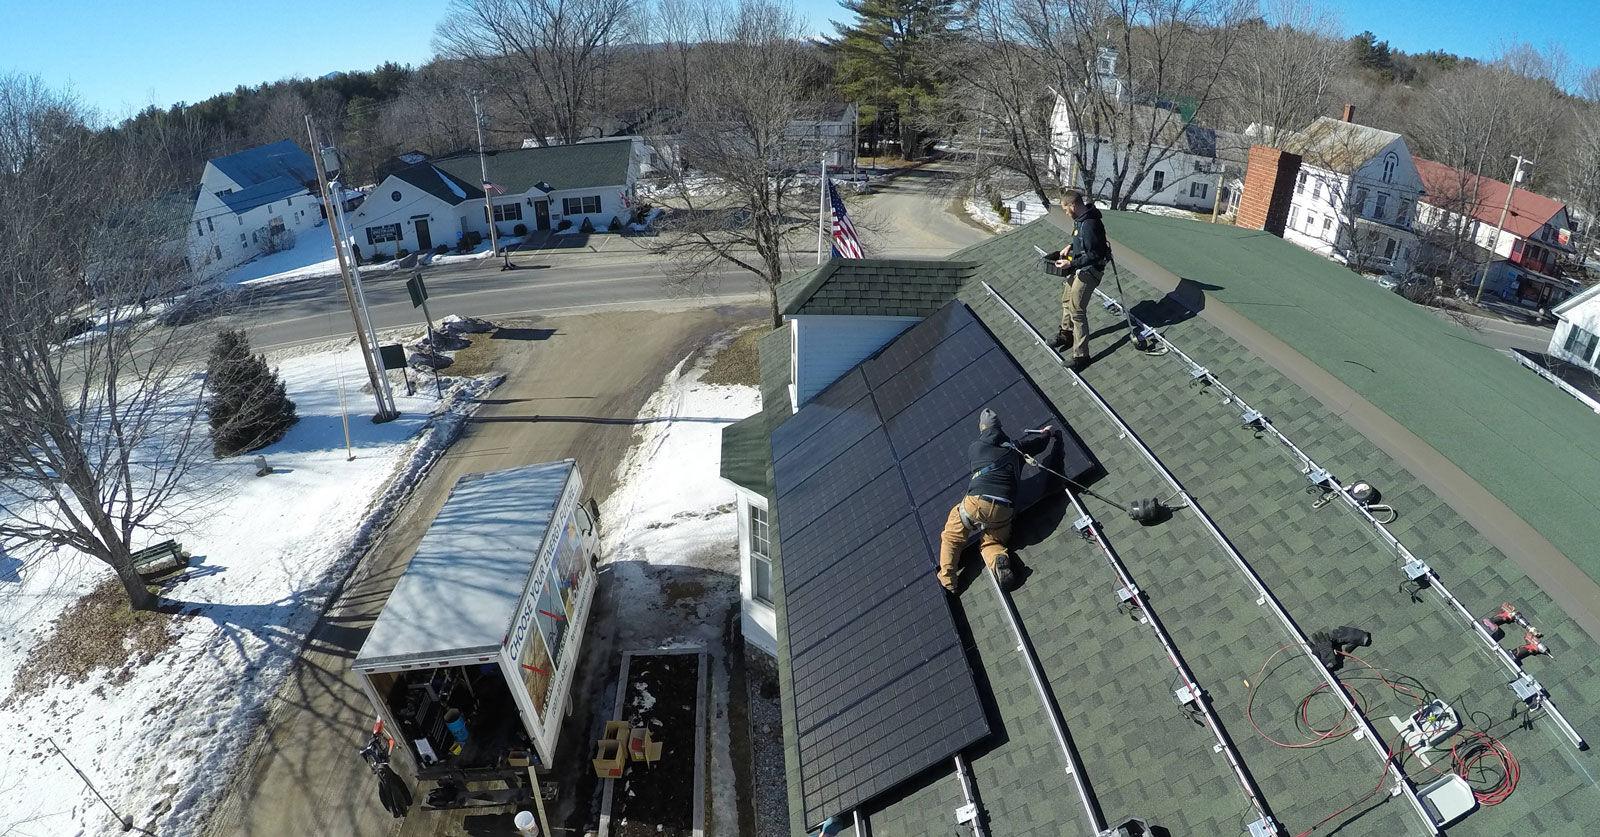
[{"left": 1481, "top": 603, "right": 1553, "bottom": 661}]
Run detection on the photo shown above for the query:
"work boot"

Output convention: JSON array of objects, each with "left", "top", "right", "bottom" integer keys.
[
  {"left": 1068, "top": 355, "right": 1091, "bottom": 372},
  {"left": 992, "top": 554, "right": 1017, "bottom": 591},
  {"left": 1048, "top": 329, "right": 1073, "bottom": 350}
]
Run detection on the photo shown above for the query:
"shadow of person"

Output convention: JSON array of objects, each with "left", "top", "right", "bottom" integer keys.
[{"left": 1127, "top": 277, "right": 1224, "bottom": 329}]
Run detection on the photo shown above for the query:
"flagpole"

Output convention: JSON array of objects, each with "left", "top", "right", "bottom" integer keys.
[{"left": 818, "top": 156, "right": 828, "bottom": 264}]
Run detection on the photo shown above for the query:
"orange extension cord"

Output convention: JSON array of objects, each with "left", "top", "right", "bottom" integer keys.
[{"left": 1245, "top": 645, "right": 1519, "bottom": 836}]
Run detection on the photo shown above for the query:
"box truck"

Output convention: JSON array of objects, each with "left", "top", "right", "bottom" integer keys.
[{"left": 353, "top": 459, "right": 600, "bottom": 786}]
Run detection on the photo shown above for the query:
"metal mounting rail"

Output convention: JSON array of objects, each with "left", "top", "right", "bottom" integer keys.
[
  {"left": 987, "top": 567, "right": 1106, "bottom": 836},
  {"left": 1059, "top": 482, "right": 1278, "bottom": 833},
  {"left": 953, "top": 754, "right": 987, "bottom": 837},
  {"left": 1093, "top": 287, "right": 1587, "bottom": 752},
  {"left": 981, "top": 282, "right": 1440, "bottom": 836}
]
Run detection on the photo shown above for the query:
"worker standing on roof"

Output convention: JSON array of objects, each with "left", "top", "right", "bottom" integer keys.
[
  {"left": 938, "top": 408, "right": 1054, "bottom": 593},
  {"left": 1047, "top": 190, "right": 1112, "bottom": 370}
]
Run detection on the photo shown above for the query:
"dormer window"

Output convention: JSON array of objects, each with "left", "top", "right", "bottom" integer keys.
[{"left": 1381, "top": 151, "right": 1398, "bottom": 184}]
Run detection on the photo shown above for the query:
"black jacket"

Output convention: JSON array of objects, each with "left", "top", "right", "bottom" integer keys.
[
  {"left": 965, "top": 424, "right": 1050, "bottom": 502},
  {"left": 1054, "top": 206, "right": 1111, "bottom": 272}
]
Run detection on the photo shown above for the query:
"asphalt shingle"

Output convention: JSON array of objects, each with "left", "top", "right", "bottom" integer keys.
[{"left": 743, "top": 215, "right": 1600, "bottom": 837}]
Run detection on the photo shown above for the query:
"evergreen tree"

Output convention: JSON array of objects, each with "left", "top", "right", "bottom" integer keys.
[
  {"left": 206, "top": 329, "right": 298, "bottom": 457},
  {"left": 828, "top": 0, "right": 967, "bottom": 160}
]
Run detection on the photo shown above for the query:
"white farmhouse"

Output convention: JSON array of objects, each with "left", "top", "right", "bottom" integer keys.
[
  {"left": 187, "top": 140, "right": 321, "bottom": 279},
  {"left": 1413, "top": 157, "right": 1581, "bottom": 309},
  {"left": 351, "top": 138, "right": 639, "bottom": 258},
  {"left": 1278, "top": 112, "right": 1424, "bottom": 275},
  {"left": 1047, "top": 92, "right": 1244, "bottom": 214},
  {"left": 1551, "top": 284, "right": 1600, "bottom": 374}
]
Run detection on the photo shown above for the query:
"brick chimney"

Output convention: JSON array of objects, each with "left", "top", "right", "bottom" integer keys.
[{"left": 1341, "top": 103, "right": 1356, "bottom": 123}]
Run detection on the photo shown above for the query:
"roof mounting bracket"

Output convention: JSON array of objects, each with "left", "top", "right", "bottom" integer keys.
[
  {"left": 1072, "top": 514, "right": 1094, "bottom": 534},
  {"left": 1402, "top": 558, "right": 1431, "bottom": 583},
  {"left": 1511, "top": 674, "right": 1546, "bottom": 705},
  {"left": 1245, "top": 816, "right": 1280, "bottom": 837},
  {"left": 1240, "top": 408, "right": 1265, "bottom": 428},
  {"left": 1305, "top": 467, "right": 1332, "bottom": 486},
  {"left": 1174, "top": 683, "right": 1204, "bottom": 707},
  {"left": 1189, "top": 366, "right": 1211, "bottom": 385}
]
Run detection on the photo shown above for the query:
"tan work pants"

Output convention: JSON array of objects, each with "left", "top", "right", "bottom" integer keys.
[
  {"left": 937, "top": 495, "right": 1014, "bottom": 591},
  {"left": 1059, "top": 265, "right": 1104, "bottom": 361}
]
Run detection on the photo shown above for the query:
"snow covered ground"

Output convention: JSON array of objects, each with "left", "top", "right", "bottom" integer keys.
[
  {"left": 597, "top": 340, "right": 759, "bottom": 835},
  {"left": 0, "top": 342, "right": 498, "bottom": 837},
  {"left": 964, "top": 197, "right": 1014, "bottom": 232},
  {"left": 226, "top": 227, "right": 524, "bottom": 289},
  {"left": 601, "top": 347, "right": 759, "bottom": 575}
]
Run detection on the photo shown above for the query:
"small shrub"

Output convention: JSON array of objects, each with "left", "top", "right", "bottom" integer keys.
[
  {"left": 371, "top": 251, "right": 392, "bottom": 263},
  {"left": 579, "top": 217, "right": 595, "bottom": 233},
  {"left": 513, "top": 223, "right": 527, "bottom": 236},
  {"left": 465, "top": 231, "right": 483, "bottom": 246},
  {"left": 434, "top": 244, "right": 449, "bottom": 255},
  {"left": 557, "top": 219, "right": 573, "bottom": 231},
  {"left": 258, "top": 227, "right": 295, "bottom": 256},
  {"left": 395, "top": 248, "right": 410, "bottom": 259},
  {"left": 997, "top": 205, "right": 1012, "bottom": 224},
  {"left": 206, "top": 329, "right": 298, "bottom": 457},
  {"left": 608, "top": 216, "right": 623, "bottom": 232}
]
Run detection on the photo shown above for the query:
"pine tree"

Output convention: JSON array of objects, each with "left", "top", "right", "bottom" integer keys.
[
  {"left": 827, "top": 0, "right": 967, "bottom": 160},
  {"left": 206, "top": 329, "right": 298, "bottom": 457}
]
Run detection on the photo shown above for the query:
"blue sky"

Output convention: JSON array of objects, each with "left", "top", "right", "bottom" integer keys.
[
  {"left": 1323, "top": 0, "right": 1599, "bottom": 74},
  {"left": 3, "top": 0, "right": 1595, "bottom": 120}
]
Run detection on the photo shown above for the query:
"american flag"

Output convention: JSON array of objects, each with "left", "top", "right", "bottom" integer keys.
[{"left": 826, "top": 177, "right": 864, "bottom": 259}]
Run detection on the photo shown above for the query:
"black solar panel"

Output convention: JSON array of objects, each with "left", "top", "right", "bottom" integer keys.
[{"left": 772, "top": 301, "right": 1097, "bottom": 828}]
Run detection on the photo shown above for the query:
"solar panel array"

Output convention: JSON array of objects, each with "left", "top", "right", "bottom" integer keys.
[{"left": 772, "top": 302, "right": 1097, "bottom": 827}]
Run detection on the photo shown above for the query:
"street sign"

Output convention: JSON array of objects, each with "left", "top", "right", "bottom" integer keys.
[
  {"left": 378, "top": 343, "right": 408, "bottom": 370},
  {"left": 406, "top": 273, "right": 429, "bottom": 309}
]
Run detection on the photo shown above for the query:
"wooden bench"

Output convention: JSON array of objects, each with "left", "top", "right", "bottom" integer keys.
[{"left": 132, "top": 540, "right": 189, "bottom": 577}]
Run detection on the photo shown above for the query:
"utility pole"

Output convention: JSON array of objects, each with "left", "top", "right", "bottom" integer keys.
[
  {"left": 1476, "top": 154, "right": 1532, "bottom": 304},
  {"left": 472, "top": 93, "right": 506, "bottom": 269},
  {"left": 306, "top": 116, "right": 396, "bottom": 421}
]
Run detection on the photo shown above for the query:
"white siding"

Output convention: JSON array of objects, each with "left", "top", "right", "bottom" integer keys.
[
  {"left": 736, "top": 490, "right": 777, "bottom": 656},
  {"left": 787, "top": 315, "right": 921, "bottom": 409},
  {"left": 1551, "top": 290, "right": 1600, "bottom": 373},
  {"left": 349, "top": 175, "right": 463, "bottom": 258},
  {"left": 186, "top": 161, "right": 321, "bottom": 279}
]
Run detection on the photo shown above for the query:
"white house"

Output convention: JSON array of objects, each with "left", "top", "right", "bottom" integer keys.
[
  {"left": 1047, "top": 91, "right": 1245, "bottom": 214},
  {"left": 349, "top": 163, "right": 483, "bottom": 258},
  {"left": 1413, "top": 157, "right": 1581, "bottom": 309},
  {"left": 351, "top": 138, "right": 640, "bottom": 258},
  {"left": 1550, "top": 284, "right": 1600, "bottom": 374},
  {"left": 1278, "top": 113, "right": 1424, "bottom": 275},
  {"left": 786, "top": 103, "right": 858, "bottom": 170},
  {"left": 187, "top": 140, "right": 321, "bottom": 278}
]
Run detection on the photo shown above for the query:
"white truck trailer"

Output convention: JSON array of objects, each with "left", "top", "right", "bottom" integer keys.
[{"left": 353, "top": 459, "right": 600, "bottom": 791}]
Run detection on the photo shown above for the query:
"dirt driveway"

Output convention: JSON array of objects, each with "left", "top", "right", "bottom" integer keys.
[{"left": 203, "top": 304, "right": 756, "bottom": 837}]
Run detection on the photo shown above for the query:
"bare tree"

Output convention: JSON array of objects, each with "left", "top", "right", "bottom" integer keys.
[
  {"left": 1221, "top": 0, "right": 1345, "bottom": 145},
  {"left": 379, "top": 64, "right": 480, "bottom": 156},
  {"left": 1014, "top": 0, "right": 1250, "bottom": 210},
  {"left": 941, "top": 0, "right": 1057, "bottom": 207},
  {"left": 435, "top": 0, "right": 639, "bottom": 146},
  {"left": 0, "top": 76, "right": 214, "bottom": 611},
  {"left": 1565, "top": 82, "right": 1600, "bottom": 262},
  {"left": 1407, "top": 47, "right": 1572, "bottom": 290},
  {"left": 647, "top": 0, "right": 835, "bottom": 328}
]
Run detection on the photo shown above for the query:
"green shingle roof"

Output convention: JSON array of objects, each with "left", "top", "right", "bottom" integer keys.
[
  {"left": 719, "top": 414, "right": 770, "bottom": 495},
  {"left": 752, "top": 213, "right": 1600, "bottom": 837},
  {"left": 431, "top": 138, "right": 632, "bottom": 194},
  {"left": 776, "top": 258, "right": 976, "bottom": 317}
]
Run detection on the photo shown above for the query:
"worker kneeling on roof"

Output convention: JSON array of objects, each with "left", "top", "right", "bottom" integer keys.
[{"left": 938, "top": 408, "right": 1054, "bottom": 593}]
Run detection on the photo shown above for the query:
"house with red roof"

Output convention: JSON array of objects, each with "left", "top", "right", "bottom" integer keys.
[{"left": 1413, "top": 157, "right": 1581, "bottom": 309}]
